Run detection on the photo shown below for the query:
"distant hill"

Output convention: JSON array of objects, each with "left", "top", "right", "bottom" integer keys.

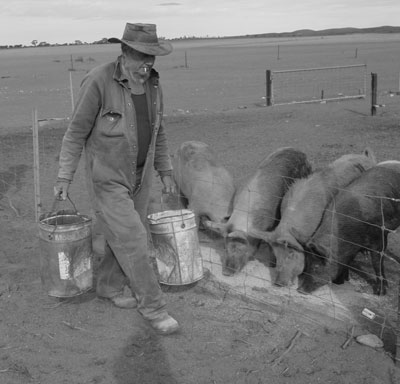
[
  {"left": 2, "top": 26, "right": 400, "bottom": 49},
  {"left": 234, "top": 26, "right": 400, "bottom": 39},
  {"left": 170, "top": 26, "right": 400, "bottom": 42}
]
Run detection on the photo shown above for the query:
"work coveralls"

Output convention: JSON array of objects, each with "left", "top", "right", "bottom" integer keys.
[{"left": 58, "top": 56, "right": 172, "bottom": 320}]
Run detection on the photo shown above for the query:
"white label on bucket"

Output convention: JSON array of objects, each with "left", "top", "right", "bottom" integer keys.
[{"left": 58, "top": 252, "right": 71, "bottom": 280}]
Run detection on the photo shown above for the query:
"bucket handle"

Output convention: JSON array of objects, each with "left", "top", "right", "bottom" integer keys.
[
  {"left": 47, "top": 195, "right": 80, "bottom": 240},
  {"left": 161, "top": 193, "right": 186, "bottom": 229},
  {"left": 50, "top": 195, "right": 79, "bottom": 215}
]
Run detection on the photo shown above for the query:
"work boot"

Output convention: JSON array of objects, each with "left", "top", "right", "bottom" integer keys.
[
  {"left": 101, "top": 293, "right": 137, "bottom": 309},
  {"left": 150, "top": 313, "right": 180, "bottom": 335}
]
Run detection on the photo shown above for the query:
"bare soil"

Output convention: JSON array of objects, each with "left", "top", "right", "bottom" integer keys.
[{"left": 1, "top": 92, "right": 400, "bottom": 384}]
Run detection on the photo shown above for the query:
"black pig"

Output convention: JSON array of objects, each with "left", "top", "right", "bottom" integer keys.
[{"left": 298, "top": 166, "right": 400, "bottom": 295}]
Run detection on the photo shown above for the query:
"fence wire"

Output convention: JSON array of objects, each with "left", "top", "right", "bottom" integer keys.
[
  {"left": 167, "top": 167, "right": 400, "bottom": 362},
  {"left": 268, "top": 64, "right": 367, "bottom": 106},
  {"left": 1, "top": 119, "right": 399, "bottom": 362}
]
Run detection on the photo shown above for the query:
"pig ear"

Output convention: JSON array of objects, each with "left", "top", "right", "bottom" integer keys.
[
  {"left": 276, "top": 235, "right": 303, "bottom": 252},
  {"left": 363, "top": 146, "right": 376, "bottom": 164},
  {"left": 306, "top": 241, "right": 329, "bottom": 264},
  {"left": 288, "top": 227, "right": 309, "bottom": 245},
  {"left": 305, "top": 241, "right": 318, "bottom": 261},
  {"left": 202, "top": 220, "right": 227, "bottom": 237},
  {"left": 227, "top": 230, "right": 249, "bottom": 244},
  {"left": 248, "top": 229, "right": 274, "bottom": 243},
  {"left": 225, "top": 231, "right": 249, "bottom": 245}
]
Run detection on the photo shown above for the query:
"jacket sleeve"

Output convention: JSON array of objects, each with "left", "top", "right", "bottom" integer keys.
[
  {"left": 57, "top": 74, "right": 101, "bottom": 181},
  {"left": 153, "top": 83, "right": 173, "bottom": 177}
]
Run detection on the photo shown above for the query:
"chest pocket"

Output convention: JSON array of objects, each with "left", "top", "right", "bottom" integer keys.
[{"left": 98, "top": 108, "right": 124, "bottom": 137}]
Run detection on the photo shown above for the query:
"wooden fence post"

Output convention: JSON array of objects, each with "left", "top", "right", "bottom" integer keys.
[
  {"left": 69, "top": 54, "right": 74, "bottom": 71},
  {"left": 32, "top": 108, "right": 41, "bottom": 222},
  {"left": 69, "top": 71, "right": 74, "bottom": 112},
  {"left": 266, "top": 70, "right": 272, "bottom": 106},
  {"left": 371, "top": 72, "right": 377, "bottom": 116}
]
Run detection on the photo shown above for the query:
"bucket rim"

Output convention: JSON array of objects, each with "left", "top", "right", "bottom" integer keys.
[
  {"left": 39, "top": 213, "right": 92, "bottom": 228},
  {"left": 147, "top": 209, "right": 195, "bottom": 223}
]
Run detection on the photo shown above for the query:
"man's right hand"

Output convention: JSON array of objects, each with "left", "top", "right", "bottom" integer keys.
[{"left": 54, "top": 178, "right": 71, "bottom": 201}]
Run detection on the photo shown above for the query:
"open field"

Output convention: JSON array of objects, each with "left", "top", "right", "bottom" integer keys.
[
  {"left": 1, "top": 33, "right": 400, "bottom": 129},
  {"left": 1, "top": 34, "right": 400, "bottom": 383}
]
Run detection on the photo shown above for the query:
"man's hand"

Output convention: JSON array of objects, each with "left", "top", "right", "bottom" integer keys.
[
  {"left": 161, "top": 175, "right": 176, "bottom": 195},
  {"left": 54, "top": 178, "right": 71, "bottom": 201}
]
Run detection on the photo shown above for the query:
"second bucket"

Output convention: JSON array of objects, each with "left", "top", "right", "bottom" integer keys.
[
  {"left": 147, "top": 209, "right": 203, "bottom": 285},
  {"left": 38, "top": 198, "right": 93, "bottom": 298}
]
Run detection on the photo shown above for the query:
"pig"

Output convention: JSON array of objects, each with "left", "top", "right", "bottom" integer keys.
[
  {"left": 298, "top": 166, "right": 400, "bottom": 295},
  {"left": 249, "top": 148, "right": 376, "bottom": 287},
  {"left": 172, "top": 141, "right": 235, "bottom": 226},
  {"left": 204, "top": 147, "right": 312, "bottom": 276}
]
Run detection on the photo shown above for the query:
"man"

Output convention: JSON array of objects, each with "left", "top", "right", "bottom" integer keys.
[{"left": 54, "top": 23, "right": 179, "bottom": 335}]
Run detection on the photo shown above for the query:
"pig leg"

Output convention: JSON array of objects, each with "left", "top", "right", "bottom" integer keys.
[
  {"left": 367, "top": 232, "right": 389, "bottom": 295},
  {"left": 332, "top": 266, "right": 349, "bottom": 285},
  {"left": 342, "top": 252, "right": 386, "bottom": 294},
  {"left": 368, "top": 250, "right": 388, "bottom": 295},
  {"left": 332, "top": 253, "right": 358, "bottom": 285}
]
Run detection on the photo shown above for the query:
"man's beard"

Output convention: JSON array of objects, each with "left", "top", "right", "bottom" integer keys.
[{"left": 129, "top": 69, "right": 150, "bottom": 84}]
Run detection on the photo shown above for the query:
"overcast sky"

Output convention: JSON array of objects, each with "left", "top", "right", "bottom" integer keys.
[{"left": 1, "top": 0, "right": 399, "bottom": 46}]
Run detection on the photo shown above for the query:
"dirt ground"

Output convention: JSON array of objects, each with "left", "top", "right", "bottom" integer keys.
[{"left": 1, "top": 89, "right": 400, "bottom": 384}]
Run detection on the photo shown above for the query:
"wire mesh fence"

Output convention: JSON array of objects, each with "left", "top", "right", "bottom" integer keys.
[
  {"left": 0, "top": 128, "right": 36, "bottom": 220},
  {"left": 1, "top": 113, "right": 400, "bottom": 363},
  {"left": 176, "top": 170, "right": 400, "bottom": 362},
  {"left": 0, "top": 120, "right": 90, "bottom": 222}
]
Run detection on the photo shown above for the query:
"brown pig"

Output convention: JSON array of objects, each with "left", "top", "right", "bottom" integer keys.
[
  {"left": 204, "top": 147, "right": 312, "bottom": 276},
  {"left": 249, "top": 148, "right": 376, "bottom": 286},
  {"left": 172, "top": 141, "right": 235, "bottom": 226}
]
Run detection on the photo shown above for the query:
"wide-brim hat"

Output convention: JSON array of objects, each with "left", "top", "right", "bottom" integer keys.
[{"left": 108, "top": 23, "right": 173, "bottom": 56}]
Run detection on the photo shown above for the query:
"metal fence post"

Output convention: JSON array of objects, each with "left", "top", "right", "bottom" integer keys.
[{"left": 266, "top": 70, "right": 272, "bottom": 106}]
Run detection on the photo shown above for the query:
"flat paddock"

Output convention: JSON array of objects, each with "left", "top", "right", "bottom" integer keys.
[{"left": 1, "top": 35, "right": 400, "bottom": 383}]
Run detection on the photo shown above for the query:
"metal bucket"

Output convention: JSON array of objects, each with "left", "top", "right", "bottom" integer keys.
[
  {"left": 38, "top": 207, "right": 93, "bottom": 298},
  {"left": 147, "top": 209, "right": 203, "bottom": 285}
]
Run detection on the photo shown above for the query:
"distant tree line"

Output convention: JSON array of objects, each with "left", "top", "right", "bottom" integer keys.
[
  {"left": 0, "top": 35, "right": 224, "bottom": 50},
  {"left": 0, "top": 37, "right": 110, "bottom": 50}
]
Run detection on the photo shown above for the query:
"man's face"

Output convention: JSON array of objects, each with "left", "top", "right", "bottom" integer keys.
[{"left": 122, "top": 48, "right": 155, "bottom": 83}]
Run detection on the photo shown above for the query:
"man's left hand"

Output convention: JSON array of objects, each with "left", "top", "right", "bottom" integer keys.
[{"left": 161, "top": 175, "right": 176, "bottom": 194}]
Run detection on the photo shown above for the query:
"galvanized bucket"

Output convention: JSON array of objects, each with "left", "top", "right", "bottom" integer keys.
[
  {"left": 38, "top": 198, "right": 93, "bottom": 297},
  {"left": 147, "top": 209, "right": 203, "bottom": 285}
]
